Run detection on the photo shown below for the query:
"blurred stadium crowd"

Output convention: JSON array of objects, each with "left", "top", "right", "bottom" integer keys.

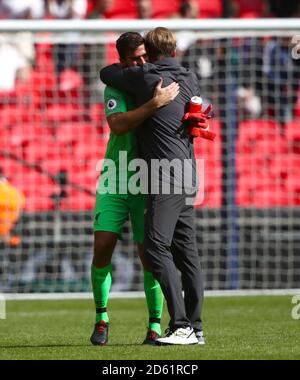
[{"left": 0, "top": 0, "right": 300, "bottom": 20}]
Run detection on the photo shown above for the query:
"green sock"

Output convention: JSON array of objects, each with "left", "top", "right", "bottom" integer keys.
[
  {"left": 144, "top": 271, "right": 163, "bottom": 335},
  {"left": 91, "top": 263, "right": 112, "bottom": 323}
]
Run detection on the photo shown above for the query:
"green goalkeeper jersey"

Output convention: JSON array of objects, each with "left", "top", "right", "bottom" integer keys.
[{"left": 100, "top": 86, "right": 137, "bottom": 192}]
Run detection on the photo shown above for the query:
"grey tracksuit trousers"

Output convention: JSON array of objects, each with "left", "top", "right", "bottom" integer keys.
[{"left": 144, "top": 193, "right": 204, "bottom": 332}]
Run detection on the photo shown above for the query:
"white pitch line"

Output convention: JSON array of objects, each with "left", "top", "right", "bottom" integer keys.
[{"left": 2, "top": 289, "right": 300, "bottom": 301}]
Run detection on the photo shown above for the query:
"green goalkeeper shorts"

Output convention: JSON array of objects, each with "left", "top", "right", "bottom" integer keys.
[{"left": 93, "top": 192, "right": 147, "bottom": 244}]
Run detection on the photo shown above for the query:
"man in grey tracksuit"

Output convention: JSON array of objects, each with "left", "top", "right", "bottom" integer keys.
[{"left": 100, "top": 27, "right": 205, "bottom": 345}]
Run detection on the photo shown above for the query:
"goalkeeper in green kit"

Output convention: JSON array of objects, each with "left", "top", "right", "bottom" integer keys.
[{"left": 90, "top": 32, "right": 179, "bottom": 346}]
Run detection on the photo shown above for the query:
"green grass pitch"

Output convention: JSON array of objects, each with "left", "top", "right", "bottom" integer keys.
[{"left": 0, "top": 296, "right": 299, "bottom": 360}]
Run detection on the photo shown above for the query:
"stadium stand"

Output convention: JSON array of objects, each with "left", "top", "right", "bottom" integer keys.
[
  {"left": 0, "top": 2, "right": 299, "bottom": 293},
  {"left": 104, "top": 0, "right": 137, "bottom": 19},
  {"left": 1, "top": 40, "right": 300, "bottom": 212},
  {"left": 194, "top": 119, "right": 222, "bottom": 207},
  {"left": 195, "top": 0, "right": 223, "bottom": 18},
  {"left": 236, "top": 119, "right": 284, "bottom": 207},
  {"left": 151, "top": 0, "right": 180, "bottom": 18},
  {"left": 234, "top": 0, "right": 267, "bottom": 18}
]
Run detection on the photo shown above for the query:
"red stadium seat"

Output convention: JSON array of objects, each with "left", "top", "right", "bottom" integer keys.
[
  {"left": 55, "top": 122, "right": 99, "bottom": 144},
  {"left": 35, "top": 42, "right": 55, "bottom": 72},
  {"left": 30, "top": 68, "right": 57, "bottom": 93},
  {"left": 152, "top": 0, "right": 180, "bottom": 18},
  {"left": 286, "top": 175, "right": 300, "bottom": 205},
  {"left": 14, "top": 85, "right": 41, "bottom": 109},
  {"left": 236, "top": 0, "right": 266, "bottom": 18},
  {"left": 252, "top": 188, "right": 288, "bottom": 207},
  {"left": 15, "top": 68, "right": 57, "bottom": 111},
  {"left": 14, "top": 67, "right": 57, "bottom": 109},
  {"left": 0, "top": 90, "right": 18, "bottom": 109},
  {"left": 195, "top": 0, "right": 223, "bottom": 18},
  {"left": 237, "top": 119, "right": 281, "bottom": 154},
  {"left": 0, "top": 105, "right": 42, "bottom": 128},
  {"left": 269, "top": 154, "right": 300, "bottom": 180},
  {"left": 285, "top": 120, "right": 300, "bottom": 154},
  {"left": 255, "top": 136, "right": 287, "bottom": 156},
  {"left": 23, "top": 138, "right": 73, "bottom": 166},
  {"left": 75, "top": 161, "right": 102, "bottom": 197},
  {"left": 59, "top": 69, "right": 83, "bottom": 92},
  {"left": 201, "top": 189, "right": 222, "bottom": 207},
  {"left": 289, "top": 154, "right": 300, "bottom": 174},
  {"left": 1, "top": 159, "right": 23, "bottom": 180},
  {"left": 193, "top": 120, "right": 222, "bottom": 208},
  {"left": 269, "top": 154, "right": 300, "bottom": 205},
  {"left": 9, "top": 124, "right": 53, "bottom": 147},
  {"left": 238, "top": 119, "right": 280, "bottom": 140},
  {"left": 237, "top": 149, "right": 300, "bottom": 207},
  {"left": 238, "top": 165, "right": 293, "bottom": 207},
  {"left": 0, "top": 125, "right": 10, "bottom": 149},
  {"left": 87, "top": 0, "right": 94, "bottom": 14},
  {"left": 23, "top": 142, "right": 42, "bottom": 164},
  {"left": 44, "top": 103, "right": 88, "bottom": 123},
  {"left": 236, "top": 154, "right": 264, "bottom": 176},
  {"left": 68, "top": 159, "right": 99, "bottom": 187},
  {"left": 236, "top": 119, "right": 291, "bottom": 207},
  {"left": 1, "top": 160, "right": 60, "bottom": 211},
  {"left": 90, "top": 103, "right": 104, "bottom": 123},
  {"left": 90, "top": 103, "right": 106, "bottom": 133},
  {"left": 285, "top": 120, "right": 300, "bottom": 141},
  {"left": 23, "top": 195, "right": 54, "bottom": 212},
  {"left": 23, "top": 139, "right": 54, "bottom": 163},
  {"left": 23, "top": 172, "right": 60, "bottom": 212},
  {"left": 73, "top": 138, "right": 106, "bottom": 161},
  {"left": 59, "top": 187, "right": 95, "bottom": 211},
  {"left": 42, "top": 157, "right": 71, "bottom": 176},
  {"left": 294, "top": 89, "right": 300, "bottom": 118},
  {"left": 237, "top": 175, "right": 254, "bottom": 206},
  {"left": 104, "top": 0, "right": 137, "bottom": 18}
]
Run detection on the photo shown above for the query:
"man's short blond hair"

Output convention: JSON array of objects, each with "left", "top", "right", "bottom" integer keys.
[{"left": 144, "top": 27, "right": 176, "bottom": 61}]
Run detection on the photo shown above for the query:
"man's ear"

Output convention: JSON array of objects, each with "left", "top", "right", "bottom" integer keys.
[{"left": 171, "top": 50, "right": 176, "bottom": 57}]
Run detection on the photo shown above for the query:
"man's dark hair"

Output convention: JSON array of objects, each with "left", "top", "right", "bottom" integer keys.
[{"left": 116, "top": 32, "right": 144, "bottom": 60}]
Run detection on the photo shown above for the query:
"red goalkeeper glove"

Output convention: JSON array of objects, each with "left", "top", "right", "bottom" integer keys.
[{"left": 182, "top": 103, "right": 216, "bottom": 141}]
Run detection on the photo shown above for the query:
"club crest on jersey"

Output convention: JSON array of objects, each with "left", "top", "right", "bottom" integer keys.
[{"left": 107, "top": 99, "right": 117, "bottom": 110}]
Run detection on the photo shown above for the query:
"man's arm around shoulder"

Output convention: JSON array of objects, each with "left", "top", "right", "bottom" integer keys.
[
  {"left": 100, "top": 63, "right": 147, "bottom": 94},
  {"left": 107, "top": 79, "right": 179, "bottom": 136}
]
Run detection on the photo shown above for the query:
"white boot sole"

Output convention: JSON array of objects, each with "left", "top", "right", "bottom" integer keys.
[{"left": 156, "top": 338, "right": 199, "bottom": 346}]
